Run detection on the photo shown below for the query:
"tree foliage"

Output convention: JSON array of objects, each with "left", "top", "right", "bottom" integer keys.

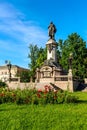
[
  {"left": 36, "top": 47, "right": 47, "bottom": 67},
  {"left": 0, "top": 80, "right": 7, "bottom": 88},
  {"left": 28, "top": 44, "right": 47, "bottom": 80},
  {"left": 19, "top": 71, "right": 30, "bottom": 82},
  {"left": 58, "top": 33, "right": 87, "bottom": 79},
  {"left": 28, "top": 44, "right": 39, "bottom": 80},
  {"left": 16, "top": 70, "right": 30, "bottom": 82}
]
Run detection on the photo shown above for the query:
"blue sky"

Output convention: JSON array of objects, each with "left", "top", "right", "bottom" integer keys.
[{"left": 0, "top": 0, "right": 87, "bottom": 68}]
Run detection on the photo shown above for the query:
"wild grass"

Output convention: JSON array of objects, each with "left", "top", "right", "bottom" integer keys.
[{"left": 0, "top": 92, "right": 87, "bottom": 130}]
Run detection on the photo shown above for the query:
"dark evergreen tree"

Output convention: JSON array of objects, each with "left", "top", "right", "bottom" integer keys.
[{"left": 18, "top": 71, "right": 30, "bottom": 82}]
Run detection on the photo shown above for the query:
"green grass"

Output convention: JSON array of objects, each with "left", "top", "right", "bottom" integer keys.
[
  {"left": 73, "top": 92, "right": 87, "bottom": 101},
  {"left": 0, "top": 92, "right": 87, "bottom": 130}
]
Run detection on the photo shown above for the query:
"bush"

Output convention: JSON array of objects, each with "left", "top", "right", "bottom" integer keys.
[
  {"left": 65, "top": 94, "right": 78, "bottom": 103},
  {"left": 57, "top": 91, "right": 65, "bottom": 104},
  {"left": 0, "top": 80, "right": 7, "bottom": 88},
  {"left": 0, "top": 86, "right": 79, "bottom": 105},
  {"left": 16, "top": 97, "right": 25, "bottom": 104}
]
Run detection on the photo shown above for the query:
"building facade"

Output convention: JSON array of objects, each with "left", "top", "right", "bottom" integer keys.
[{"left": 0, "top": 65, "right": 29, "bottom": 82}]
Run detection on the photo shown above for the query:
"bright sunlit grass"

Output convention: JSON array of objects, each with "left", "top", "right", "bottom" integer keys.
[{"left": 0, "top": 92, "right": 87, "bottom": 130}]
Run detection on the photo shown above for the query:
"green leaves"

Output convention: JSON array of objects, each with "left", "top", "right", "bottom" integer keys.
[
  {"left": 36, "top": 47, "right": 47, "bottom": 67},
  {"left": 58, "top": 33, "right": 87, "bottom": 79},
  {"left": 18, "top": 71, "right": 30, "bottom": 82},
  {"left": 28, "top": 44, "right": 47, "bottom": 80}
]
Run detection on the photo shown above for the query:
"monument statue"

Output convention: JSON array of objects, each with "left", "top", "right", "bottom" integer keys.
[{"left": 48, "top": 22, "right": 57, "bottom": 39}]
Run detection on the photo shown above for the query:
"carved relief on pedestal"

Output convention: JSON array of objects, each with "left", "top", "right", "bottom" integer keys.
[{"left": 40, "top": 66, "right": 52, "bottom": 78}]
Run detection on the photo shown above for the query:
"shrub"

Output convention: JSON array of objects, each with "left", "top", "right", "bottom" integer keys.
[
  {"left": 16, "top": 97, "right": 25, "bottom": 104},
  {"left": 0, "top": 86, "right": 79, "bottom": 105},
  {"left": 57, "top": 91, "right": 65, "bottom": 104},
  {"left": 32, "top": 94, "right": 39, "bottom": 105},
  {"left": 0, "top": 80, "right": 7, "bottom": 88},
  {"left": 65, "top": 94, "right": 78, "bottom": 103}
]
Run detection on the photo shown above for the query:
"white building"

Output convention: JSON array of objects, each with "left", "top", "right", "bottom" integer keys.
[{"left": 0, "top": 65, "right": 29, "bottom": 82}]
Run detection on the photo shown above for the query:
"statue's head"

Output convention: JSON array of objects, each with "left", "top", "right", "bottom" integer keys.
[{"left": 50, "top": 21, "right": 53, "bottom": 24}]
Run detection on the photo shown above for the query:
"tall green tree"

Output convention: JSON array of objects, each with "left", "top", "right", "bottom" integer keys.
[
  {"left": 36, "top": 47, "right": 47, "bottom": 67},
  {"left": 58, "top": 33, "right": 87, "bottom": 79},
  {"left": 28, "top": 44, "right": 47, "bottom": 80},
  {"left": 84, "top": 48, "right": 87, "bottom": 78},
  {"left": 28, "top": 44, "right": 39, "bottom": 80}
]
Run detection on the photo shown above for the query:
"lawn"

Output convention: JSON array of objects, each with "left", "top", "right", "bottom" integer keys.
[{"left": 0, "top": 92, "right": 87, "bottom": 130}]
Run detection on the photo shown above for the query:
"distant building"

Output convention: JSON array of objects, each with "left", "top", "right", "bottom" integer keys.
[{"left": 0, "top": 65, "right": 29, "bottom": 82}]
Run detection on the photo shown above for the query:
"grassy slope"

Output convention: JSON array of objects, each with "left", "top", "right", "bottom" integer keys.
[{"left": 0, "top": 92, "right": 87, "bottom": 130}]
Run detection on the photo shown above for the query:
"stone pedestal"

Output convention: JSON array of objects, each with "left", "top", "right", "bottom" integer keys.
[
  {"left": 46, "top": 39, "right": 57, "bottom": 63},
  {"left": 84, "top": 78, "right": 87, "bottom": 84},
  {"left": 68, "top": 69, "right": 74, "bottom": 92},
  {"left": 36, "top": 68, "right": 40, "bottom": 82}
]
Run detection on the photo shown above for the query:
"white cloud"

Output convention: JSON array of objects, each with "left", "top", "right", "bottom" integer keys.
[
  {"left": 0, "top": 2, "right": 47, "bottom": 46},
  {"left": 0, "top": 2, "right": 48, "bottom": 67},
  {"left": 0, "top": 2, "right": 24, "bottom": 18}
]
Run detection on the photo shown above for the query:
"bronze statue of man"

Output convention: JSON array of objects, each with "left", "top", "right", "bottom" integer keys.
[{"left": 48, "top": 22, "right": 57, "bottom": 39}]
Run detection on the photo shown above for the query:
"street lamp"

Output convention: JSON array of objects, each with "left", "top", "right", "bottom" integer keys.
[
  {"left": 68, "top": 53, "right": 73, "bottom": 69},
  {"left": 5, "top": 60, "right": 12, "bottom": 82}
]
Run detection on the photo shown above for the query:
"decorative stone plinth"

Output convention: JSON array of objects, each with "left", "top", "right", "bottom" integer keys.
[
  {"left": 68, "top": 69, "right": 74, "bottom": 92},
  {"left": 84, "top": 78, "right": 87, "bottom": 84}
]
